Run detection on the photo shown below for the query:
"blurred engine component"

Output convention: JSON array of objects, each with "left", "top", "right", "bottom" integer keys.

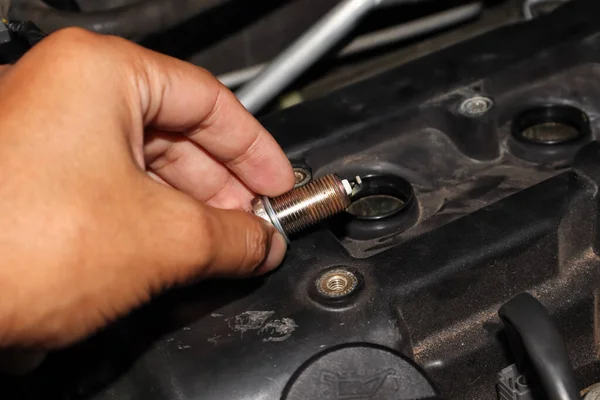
[
  {"left": 522, "top": 0, "right": 572, "bottom": 19},
  {"left": 235, "top": 0, "right": 482, "bottom": 113},
  {"left": 218, "top": 3, "right": 483, "bottom": 89},
  {"left": 5, "top": 0, "right": 502, "bottom": 114},
  {"left": 7, "top": 0, "right": 236, "bottom": 38},
  {"left": 74, "top": 0, "right": 138, "bottom": 12}
]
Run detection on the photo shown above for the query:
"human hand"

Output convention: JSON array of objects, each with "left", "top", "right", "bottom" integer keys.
[{"left": 0, "top": 28, "right": 295, "bottom": 348}]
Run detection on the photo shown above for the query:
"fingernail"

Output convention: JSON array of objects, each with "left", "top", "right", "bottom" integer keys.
[{"left": 256, "top": 231, "right": 287, "bottom": 275}]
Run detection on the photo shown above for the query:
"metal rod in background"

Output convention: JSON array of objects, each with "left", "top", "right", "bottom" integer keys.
[
  {"left": 339, "top": 2, "right": 482, "bottom": 55},
  {"left": 219, "top": 64, "right": 264, "bottom": 89},
  {"left": 522, "top": 0, "right": 570, "bottom": 20},
  {"left": 218, "top": 3, "right": 482, "bottom": 89},
  {"left": 235, "top": 0, "right": 383, "bottom": 114}
]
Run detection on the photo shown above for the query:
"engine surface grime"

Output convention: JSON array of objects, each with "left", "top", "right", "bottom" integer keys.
[{"left": 3, "top": 1, "right": 600, "bottom": 399}]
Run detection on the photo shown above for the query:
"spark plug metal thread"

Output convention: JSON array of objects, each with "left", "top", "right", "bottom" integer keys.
[{"left": 252, "top": 174, "right": 360, "bottom": 242}]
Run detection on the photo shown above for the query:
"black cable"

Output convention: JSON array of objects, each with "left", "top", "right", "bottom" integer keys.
[
  {"left": 8, "top": 0, "right": 235, "bottom": 39},
  {"left": 498, "top": 293, "right": 580, "bottom": 400}
]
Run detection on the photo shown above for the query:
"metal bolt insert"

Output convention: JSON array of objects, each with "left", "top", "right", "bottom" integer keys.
[
  {"left": 459, "top": 96, "right": 494, "bottom": 116},
  {"left": 293, "top": 167, "right": 312, "bottom": 187},
  {"left": 251, "top": 174, "right": 362, "bottom": 242},
  {"left": 316, "top": 269, "right": 358, "bottom": 298}
]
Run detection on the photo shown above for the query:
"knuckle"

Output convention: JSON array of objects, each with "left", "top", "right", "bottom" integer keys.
[
  {"left": 27, "top": 27, "right": 144, "bottom": 110},
  {"left": 44, "top": 27, "right": 99, "bottom": 52},
  {"left": 32, "top": 28, "right": 105, "bottom": 73},
  {"left": 40, "top": 28, "right": 130, "bottom": 69},
  {"left": 193, "top": 208, "right": 217, "bottom": 267},
  {"left": 48, "top": 26, "right": 95, "bottom": 40},
  {"left": 227, "top": 133, "right": 261, "bottom": 167},
  {"left": 172, "top": 200, "right": 217, "bottom": 279},
  {"left": 241, "top": 219, "right": 270, "bottom": 273}
]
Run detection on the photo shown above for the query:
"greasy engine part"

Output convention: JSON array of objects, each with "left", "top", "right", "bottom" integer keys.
[
  {"left": 251, "top": 174, "right": 361, "bottom": 242},
  {"left": 4, "top": 1, "right": 600, "bottom": 399}
]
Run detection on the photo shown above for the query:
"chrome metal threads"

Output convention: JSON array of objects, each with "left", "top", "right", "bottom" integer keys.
[
  {"left": 251, "top": 174, "right": 361, "bottom": 242},
  {"left": 272, "top": 174, "right": 351, "bottom": 235}
]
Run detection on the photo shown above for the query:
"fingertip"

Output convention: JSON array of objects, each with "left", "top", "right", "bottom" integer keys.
[
  {"left": 280, "top": 164, "right": 297, "bottom": 193},
  {"left": 255, "top": 158, "right": 296, "bottom": 198}
]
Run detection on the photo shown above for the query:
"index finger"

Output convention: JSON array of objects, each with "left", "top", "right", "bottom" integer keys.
[{"left": 133, "top": 45, "right": 295, "bottom": 197}]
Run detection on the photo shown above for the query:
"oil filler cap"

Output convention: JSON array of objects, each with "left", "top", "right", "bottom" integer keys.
[{"left": 282, "top": 343, "right": 439, "bottom": 400}]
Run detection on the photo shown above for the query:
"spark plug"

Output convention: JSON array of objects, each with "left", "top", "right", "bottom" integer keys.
[{"left": 251, "top": 174, "right": 361, "bottom": 242}]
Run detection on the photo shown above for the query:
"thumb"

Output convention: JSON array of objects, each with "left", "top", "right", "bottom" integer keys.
[
  {"left": 200, "top": 206, "right": 289, "bottom": 278},
  {"left": 142, "top": 188, "right": 287, "bottom": 287}
]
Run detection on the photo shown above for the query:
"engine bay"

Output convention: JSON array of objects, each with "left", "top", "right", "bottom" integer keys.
[{"left": 2, "top": 0, "right": 600, "bottom": 399}]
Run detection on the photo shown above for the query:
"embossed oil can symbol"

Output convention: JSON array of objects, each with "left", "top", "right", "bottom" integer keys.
[{"left": 320, "top": 368, "right": 397, "bottom": 399}]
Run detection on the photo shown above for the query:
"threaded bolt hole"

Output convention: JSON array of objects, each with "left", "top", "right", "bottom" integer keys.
[
  {"left": 326, "top": 275, "right": 349, "bottom": 292},
  {"left": 316, "top": 269, "right": 358, "bottom": 298},
  {"left": 458, "top": 96, "right": 494, "bottom": 117},
  {"left": 293, "top": 167, "right": 312, "bottom": 187}
]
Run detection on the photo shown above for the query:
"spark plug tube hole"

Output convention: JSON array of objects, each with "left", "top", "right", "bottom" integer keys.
[
  {"left": 512, "top": 105, "right": 589, "bottom": 145},
  {"left": 508, "top": 104, "right": 591, "bottom": 164},
  {"left": 331, "top": 174, "right": 418, "bottom": 240}
]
